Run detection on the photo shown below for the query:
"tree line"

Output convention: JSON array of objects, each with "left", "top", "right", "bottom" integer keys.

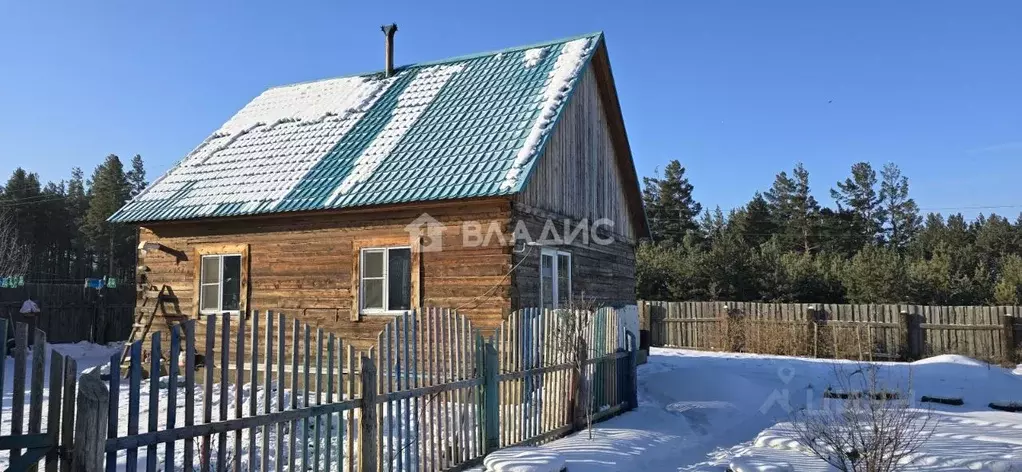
[
  {"left": 0, "top": 154, "right": 147, "bottom": 283},
  {"left": 639, "top": 160, "right": 1022, "bottom": 305}
]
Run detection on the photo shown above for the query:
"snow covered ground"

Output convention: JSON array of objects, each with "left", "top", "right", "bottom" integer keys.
[
  {"left": 10, "top": 343, "right": 1022, "bottom": 471},
  {"left": 480, "top": 348, "right": 1022, "bottom": 472}
]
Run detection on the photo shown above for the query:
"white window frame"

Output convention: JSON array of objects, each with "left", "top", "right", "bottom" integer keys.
[
  {"left": 359, "top": 246, "right": 412, "bottom": 315},
  {"left": 199, "top": 254, "right": 242, "bottom": 315},
  {"left": 539, "top": 248, "right": 572, "bottom": 309}
]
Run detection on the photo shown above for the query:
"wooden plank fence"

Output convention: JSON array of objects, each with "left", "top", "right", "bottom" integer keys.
[
  {"left": 643, "top": 301, "right": 1022, "bottom": 363},
  {"left": 1, "top": 284, "right": 135, "bottom": 344},
  {"left": 62, "top": 306, "right": 637, "bottom": 471},
  {"left": 0, "top": 320, "right": 80, "bottom": 472}
]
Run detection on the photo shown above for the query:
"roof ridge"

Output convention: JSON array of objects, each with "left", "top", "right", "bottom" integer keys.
[{"left": 266, "top": 31, "right": 605, "bottom": 91}]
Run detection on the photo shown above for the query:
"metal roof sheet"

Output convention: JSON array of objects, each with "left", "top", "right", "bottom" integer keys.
[{"left": 110, "top": 33, "right": 603, "bottom": 224}]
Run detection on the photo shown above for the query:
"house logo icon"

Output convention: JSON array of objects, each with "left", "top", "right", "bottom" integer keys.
[{"left": 405, "top": 213, "right": 446, "bottom": 252}]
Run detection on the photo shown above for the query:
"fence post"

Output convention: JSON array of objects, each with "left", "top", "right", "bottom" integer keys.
[
  {"left": 901, "top": 309, "right": 921, "bottom": 361},
  {"left": 638, "top": 302, "right": 650, "bottom": 364},
  {"left": 482, "top": 338, "right": 499, "bottom": 454},
  {"left": 570, "top": 337, "right": 588, "bottom": 431},
  {"left": 71, "top": 370, "right": 108, "bottom": 472},
  {"left": 358, "top": 355, "right": 377, "bottom": 472},
  {"left": 1002, "top": 313, "right": 1016, "bottom": 364},
  {"left": 807, "top": 305, "right": 818, "bottom": 358}
]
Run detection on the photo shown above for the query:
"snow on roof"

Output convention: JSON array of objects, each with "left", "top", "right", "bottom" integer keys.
[
  {"left": 135, "top": 76, "right": 398, "bottom": 216},
  {"left": 329, "top": 64, "right": 466, "bottom": 203},
  {"left": 109, "top": 33, "right": 603, "bottom": 223},
  {"left": 522, "top": 47, "right": 547, "bottom": 68},
  {"left": 501, "top": 37, "right": 594, "bottom": 191}
]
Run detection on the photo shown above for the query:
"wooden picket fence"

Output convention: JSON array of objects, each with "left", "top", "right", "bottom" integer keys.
[
  {"left": 494, "top": 307, "right": 632, "bottom": 448},
  {"left": 643, "top": 300, "right": 1022, "bottom": 363},
  {"left": 66, "top": 306, "right": 636, "bottom": 471},
  {"left": 0, "top": 321, "right": 80, "bottom": 472}
]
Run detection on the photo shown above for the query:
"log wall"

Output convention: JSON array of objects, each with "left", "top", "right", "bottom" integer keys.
[
  {"left": 137, "top": 199, "right": 514, "bottom": 351},
  {"left": 510, "top": 204, "right": 637, "bottom": 310}
]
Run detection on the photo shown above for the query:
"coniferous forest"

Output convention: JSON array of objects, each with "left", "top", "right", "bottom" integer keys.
[
  {"left": 4, "top": 155, "right": 1022, "bottom": 307},
  {"left": 639, "top": 160, "right": 1022, "bottom": 306},
  {"left": 0, "top": 154, "right": 147, "bottom": 284}
]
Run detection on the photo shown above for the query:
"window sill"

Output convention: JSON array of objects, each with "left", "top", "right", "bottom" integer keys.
[
  {"left": 359, "top": 310, "right": 411, "bottom": 317},
  {"left": 199, "top": 311, "right": 242, "bottom": 317}
]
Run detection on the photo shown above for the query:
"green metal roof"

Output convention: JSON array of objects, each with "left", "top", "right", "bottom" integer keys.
[{"left": 110, "top": 32, "right": 604, "bottom": 223}]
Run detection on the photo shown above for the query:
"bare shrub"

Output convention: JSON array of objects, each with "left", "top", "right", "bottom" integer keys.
[
  {"left": 813, "top": 324, "right": 880, "bottom": 361},
  {"left": 0, "top": 209, "right": 29, "bottom": 278},
  {"left": 789, "top": 364, "right": 937, "bottom": 472},
  {"left": 553, "top": 293, "right": 599, "bottom": 439},
  {"left": 744, "top": 320, "right": 813, "bottom": 357},
  {"left": 710, "top": 314, "right": 813, "bottom": 357}
]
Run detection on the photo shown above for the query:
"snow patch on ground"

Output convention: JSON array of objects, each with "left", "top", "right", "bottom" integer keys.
[
  {"left": 727, "top": 457, "right": 793, "bottom": 472},
  {"left": 483, "top": 447, "right": 565, "bottom": 472},
  {"left": 473, "top": 348, "right": 1022, "bottom": 471}
]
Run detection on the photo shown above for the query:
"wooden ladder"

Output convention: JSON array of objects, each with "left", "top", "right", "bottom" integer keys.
[{"left": 120, "top": 284, "right": 169, "bottom": 365}]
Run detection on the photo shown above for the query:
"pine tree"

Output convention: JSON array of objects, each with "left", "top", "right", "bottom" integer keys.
[
  {"left": 67, "top": 167, "right": 90, "bottom": 277},
  {"left": 642, "top": 160, "right": 702, "bottom": 245},
  {"left": 973, "top": 214, "right": 1018, "bottom": 269},
  {"left": 126, "top": 154, "right": 148, "bottom": 198},
  {"left": 83, "top": 155, "right": 132, "bottom": 277},
  {"left": 697, "top": 211, "right": 759, "bottom": 301},
  {"left": 831, "top": 162, "right": 884, "bottom": 247},
  {"left": 36, "top": 181, "right": 70, "bottom": 278},
  {"left": 842, "top": 245, "right": 906, "bottom": 303},
  {"left": 993, "top": 254, "right": 1022, "bottom": 305},
  {"left": 817, "top": 208, "right": 864, "bottom": 257},
  {"left": 1, "top": 169, "right": 43, "bottom": 275},
  {"left": 765, "top": 163, "right": 819, "bottom": 253},
  {"left": 910, "top": 213, "right": 946, "bottom": 259},
  {"left": 879, "top": 163, "right": 921, "bottom": 251},
  {"left": 733, "top": 192, "right": 776, "bottom": 248}
]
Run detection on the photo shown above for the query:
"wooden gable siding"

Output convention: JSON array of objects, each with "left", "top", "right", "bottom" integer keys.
[
  {"left": 515, "top": 65, "right": 635, "bottom": 241},
  {"left": 510, "top": 204, "right": 637, "bottom": 311},
  {"left": 136, "top": 199, "right": 513, "bottom": 352}
]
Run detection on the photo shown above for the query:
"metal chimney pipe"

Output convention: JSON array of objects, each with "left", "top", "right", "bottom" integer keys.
[{"left": 382, "top": 23, "right": 398, "bottom": 78}]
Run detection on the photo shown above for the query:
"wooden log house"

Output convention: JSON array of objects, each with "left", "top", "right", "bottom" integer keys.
[{"left": 109, "top": 30, "right": 649, "bottom": 351}]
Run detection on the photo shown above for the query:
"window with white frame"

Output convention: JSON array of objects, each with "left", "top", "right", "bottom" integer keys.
[
  {"left": 540, "top": 248, "right": 571, "bottom": 309},
  {"left": 199, "top": 254, "right": 242, "bottom": 314},
  {"left": 360, "top": 247, "right": 412, "bottom": 314}
]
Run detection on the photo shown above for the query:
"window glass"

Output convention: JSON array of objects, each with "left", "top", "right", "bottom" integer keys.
[
  {"left": 541, "top": 254, "right": 554, "bottom": 278},
  {"left": 541, "top": 254, "right": 555, "bottom": 308},
  {"left": 557, "top": 254, "right": 571, "bottom": 307},
  {"left": 388, "top": 248, "right": 411, "bottom": 311},
  {"left": 363, "top": 279, "right": 385, "bottom": 310},
  {"left": 222, "top": 255, "right": 241, "bottom": 311},
  {"left": 364, "top": 250, "right": 385, "bottom": 278},
  {"left": 201, "top": 256, "right": 220, "bottom": 284},
  {"left": 199, "top": 254, "right": 243, "bottom": 314},
  {"left": 200, "top": 285, "right": 220, "bottom": 312},
  {"left": 360, "top": 247, "right": 412, "bottom": 313},
  {"left": 542, "top": 281, "right": 554, "bottom": 309}
]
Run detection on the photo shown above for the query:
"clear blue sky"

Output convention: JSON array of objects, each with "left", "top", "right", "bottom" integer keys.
[{"left": 1, "top": 1, "right": 1019, "bottom": 219}]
